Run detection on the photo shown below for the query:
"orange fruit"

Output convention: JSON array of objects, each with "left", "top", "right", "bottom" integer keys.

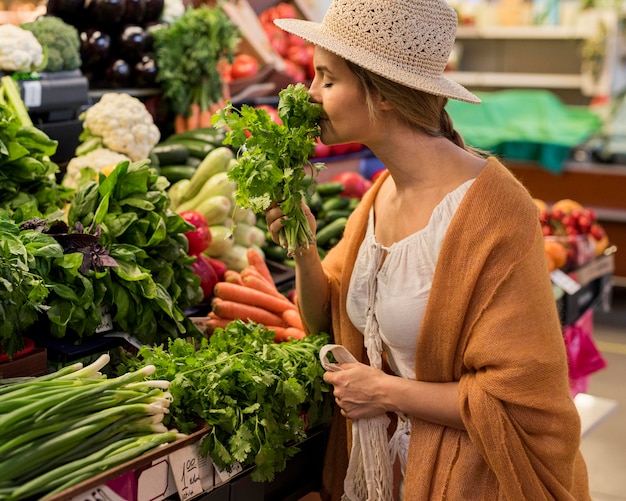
[
  {"left": 551, "top": 198, "right": 584, "bottom": 215},
  {"left": 544, "top": 239, "right": 568, "bottom": 270}
]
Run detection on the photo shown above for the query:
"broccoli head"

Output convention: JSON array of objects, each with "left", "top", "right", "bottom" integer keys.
[{"left": 21, "top": 16, "right": 82, "bottom": 73}]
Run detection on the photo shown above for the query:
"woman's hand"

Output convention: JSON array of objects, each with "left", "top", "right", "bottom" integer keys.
[
  {"left": 324, "top": 362, "right": 392, "bottom": 420},
  {"left": 265, "top": 201, "right": 317, "bottom": 250}
]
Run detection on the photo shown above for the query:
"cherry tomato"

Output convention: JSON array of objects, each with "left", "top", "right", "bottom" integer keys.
[{"left": 231, "top": 54, "right": 259, "bottom": 80}]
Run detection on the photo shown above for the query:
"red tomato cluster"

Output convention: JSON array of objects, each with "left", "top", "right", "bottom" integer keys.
[
  {"left": 179, "top": 210, "right": 227, "bottom": 301},
  {"left": 259, "top": 2, "right": 315, "bottom": 83},
  {"left": 311, "top": 139, "right": 363, "bottom": 159},
  {"left": 228, "top": 53, "right": 260, "bottom": 81},
  {"left": 331, "top": 171, "right": 372, "bottom": 199}
]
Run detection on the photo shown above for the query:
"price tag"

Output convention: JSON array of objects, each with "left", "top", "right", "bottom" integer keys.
[
  {"left": 68, "top": 485, "right": 127, "bottom": 501},
  {"left": 169, "top": 442, "right": 204, "bottom": 501},
  {"left": 95, "top": 304, "right": 113, "bottom": 333},
  {"left": 551, "top": 269, "right": 582, "bottom": 295},
  {"left": 21, "top": 80, "right": 42, "bottom": 108},
  {"left": 214, "top": 461, "right": 242, "bottom": 484}
]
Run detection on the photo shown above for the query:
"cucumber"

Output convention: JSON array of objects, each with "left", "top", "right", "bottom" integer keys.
[
  {"left": 168, "top": 127, "right": 226, "bottom": 145},
  {"left": 178, "top": 147, "right": 234, "bottom": 206},
  {"left": 316, "top": 217, "right": 348, "bottom": 248},
  {"left": 151, "top": 143, "right": 189, "bottom": 166},
  {"left": 186, "top": 156, "right": 202, "bottom": 168},
  {"left": 159, "top": 165, "right": 196, "bottom": 183},
  {"left": 316, "top": 181, "right": 345, "bottom": 197},
  {"left": 162, "top": 138, "right": 215, "bottom": 159},
  {"left": 176, "top": 171, "right": 237, "bottom": 212},
  {"left": 321, "top": 196, "right": 350, "bottom": 212},
  {"left": 263, "top": 243, "right": 288, "bottom": 263},
  {"left": 323, "top": 209, "right": 353, "bottom": 222}
]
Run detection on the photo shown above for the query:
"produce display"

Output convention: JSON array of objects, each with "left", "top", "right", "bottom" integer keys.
[
  {"left": 536, "top": 197, "right": 610, "bottom": 271},
  {"left": 0, "top": 75, "right": 72, "bottom": 222},
  {"left": 21, "top": 16, "right": 82, "bottom": 73},
  {"left": 152, "top": 4, "right": 240, "bottom": 132},
  {"left": 121, "top": 321, "right": 332, "bottom": 482},
  {"left": 213, "top": 83, "right": 323, "bottom": 256},
  {"left": 207, "top": 246, "right": 306, "bottom": 341},
  {"left": 0, "top": 23, "right": 44, "bottom": 73},
  {"left": 0, "top": 353, "right": 181, "bottom": 500},
  {"left": 66, "top": 158, "right": 204, "bottom": 345}
]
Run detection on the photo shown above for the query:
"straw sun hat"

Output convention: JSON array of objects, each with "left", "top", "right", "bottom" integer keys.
[{"left": 274, "top": 0, "right": 481, "bottom": 104}]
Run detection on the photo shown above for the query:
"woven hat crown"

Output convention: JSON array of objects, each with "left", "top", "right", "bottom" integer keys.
[
  {"left": 325, "top": 0, "right": 456, "bottom": 76},
  {"left": 275, "top": 0, "right": 480, "bottom": 103}
]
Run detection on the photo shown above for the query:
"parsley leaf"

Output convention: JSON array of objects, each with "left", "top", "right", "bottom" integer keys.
[{"left": 212, "top": 84, "right": 325, "bottom": 256}]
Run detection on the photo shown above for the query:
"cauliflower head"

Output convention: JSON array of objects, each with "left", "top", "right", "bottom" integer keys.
[
  {"left": 0, "top": 24, "right": 44, "bottom": 73},
  {"left": 81, "top": 93, "right": 161, "bottom": 161},
  {"left": 63, "top": 148, "right": 132, "bottom": 189},
  {"left": 21, "top": 16, "right": 81, "bottom": 73}
]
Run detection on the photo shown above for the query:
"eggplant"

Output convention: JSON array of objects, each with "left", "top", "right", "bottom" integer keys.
[
  {"left": 46, "top": 0, "right": 85, "bottom": 17},
  {"left": 143, "top": 0, "right": 164, "bottom": 23},
  {"left": 118, "top": 25, "right": 147, "bottom": 63},
  {"left": 121, "top": 0, "right": 146, "bottom": 23},
  {"left": 86, "top": 0, "right": 127, "bottom": 25},
  {"left": 105, "top": 59, "right": 132, "bottom": 88},
  {"left": 80, "top": 28, "right": 112, "bottom": 68},
  {"left": 134, "top": 54, "right": 157, "bottom": 88}
]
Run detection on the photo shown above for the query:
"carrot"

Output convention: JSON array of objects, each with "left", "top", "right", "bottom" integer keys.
[
  {"left": 187, "top": 102, "right": 200, "bottom": 131},
  {"left": 282, "top": 308, "right": 304, "bottom": 330},
  {"left": 243, "top": 274, "right": 293, "bottom": 304},
  {"left": 275, "top": 326, "right": 306, "bottom": 342},
  {"left": 224, "top": 270, "right": 244, "bottom": 286},
  {"left": 240, "top": 266, "right": 269, "bottom": 284},
  {"left": 211, "top": 297, "right": 284, "bottom": 326},
  {"left": 199, "top": 108, "right": 213, "bottom": 128},
  {"left": 214, "top": 282, "right": 293, "bottom": 315},
  {"left": 246, "top": 247, "right": 274, "bottom": 284},
  {"left": 174, "top": 114, "right": 187, "bottom": 134},
  {"left": 206, "top": 315, "right": 232, "bottom": 334}
]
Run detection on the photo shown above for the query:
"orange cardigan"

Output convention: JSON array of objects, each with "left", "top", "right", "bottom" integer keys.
[{"left": 318, "top": 158, "right": 590, "bottom": 500}]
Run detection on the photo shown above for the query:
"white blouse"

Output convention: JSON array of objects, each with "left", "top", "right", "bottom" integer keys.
[{"left": 346, "top": 179, "right": 475, "bottom": 379}]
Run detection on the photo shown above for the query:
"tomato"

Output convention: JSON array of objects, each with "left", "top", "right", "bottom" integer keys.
[
  {"left": 264, "top": 23, "right": 289, "bottom": 57},
  {"left": 332, "top": 171, "right": 372, "bottom": 199},
  {"left": 283, "top": 59, "right": 306, "bottom": 84},
  {"left": 231, "top": 54, "right": 259, "bottom": 80},
  {"left": 274, "top": 2, "right": 297, "bottom": 18},
  {"left": 180, "top": 210, "right": 212, "bottom": 256},
  {"left": 286, "top": 44, "right": 312, "bottom": 69},
  {"left": 192, "top": 254, "right": 219, "bottom": 300}
]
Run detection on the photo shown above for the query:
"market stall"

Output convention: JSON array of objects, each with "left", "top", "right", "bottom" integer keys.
[{"left": 0, "top": 0, "right": 623, "bottom": 498}]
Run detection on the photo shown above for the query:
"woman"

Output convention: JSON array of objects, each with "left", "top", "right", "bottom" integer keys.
[{"left": 266, "top": 0, "right": 591, "bottom": 499}]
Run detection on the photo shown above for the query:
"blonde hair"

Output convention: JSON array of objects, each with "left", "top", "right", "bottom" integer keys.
[{"left": 346, "top": 61, "right": 486, "bottom": 156}]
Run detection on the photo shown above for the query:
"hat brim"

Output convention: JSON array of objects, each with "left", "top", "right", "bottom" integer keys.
[{"left": 275, "top": 18, "right": 481, "bottom": 104}]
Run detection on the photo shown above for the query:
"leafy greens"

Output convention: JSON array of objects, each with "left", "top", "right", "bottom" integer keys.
[{"left": 212, "top": 83, "right": 324, "bottom": 256}]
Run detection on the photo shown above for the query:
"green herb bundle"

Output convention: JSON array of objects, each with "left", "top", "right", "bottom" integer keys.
[
  {"left": 153, "top": 4, "right": 240, "bottom": 119},
  {"left": 212, "top": 83, "right": 324, "bottom": 256},
  {"left": 0, "top": 75, "right": 72, "bottom": 223},
  {"left": 123, "top": 320, "right": 333, "bottom": 482},
  {"left": 68, "top": 159, "right": 204, "bottom": 345},
  {"left": 0, "top": 211, "right": 49, "bottom": 357}
]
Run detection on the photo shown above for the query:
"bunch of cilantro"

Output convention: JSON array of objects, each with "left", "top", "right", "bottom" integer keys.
[
  {"left": 212, "top": 83, "right": 324, "bottom": 256},
  {"left": 123, "top": 320, "right": 333, "bottom": 482}
]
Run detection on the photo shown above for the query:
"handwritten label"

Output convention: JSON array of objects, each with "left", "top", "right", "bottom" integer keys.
[
  {"left": 169, "top": 443, "right": 204, "bottom": 501},
  {"left": 96, "top": 304, "right": 113, "bottom": 333},
  {"left": 214, "top": 461, "right": 243, "bottom": 484},
  {"left": 69, "top": 485, "right": 126, "bottom": 501}
]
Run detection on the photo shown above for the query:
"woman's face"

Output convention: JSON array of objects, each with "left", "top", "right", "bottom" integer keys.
[{"left": 308, "top": 47, "right": 377, "bottom": 146}]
